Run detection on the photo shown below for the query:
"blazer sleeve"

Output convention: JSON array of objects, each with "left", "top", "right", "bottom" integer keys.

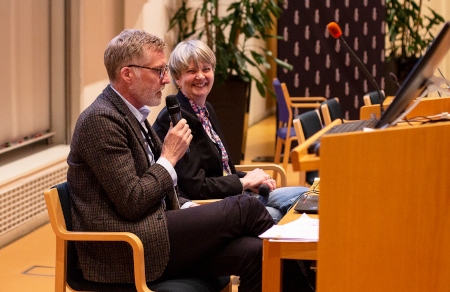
[{"left": 69, "top": 106, "right": 175, "bottom": 220}]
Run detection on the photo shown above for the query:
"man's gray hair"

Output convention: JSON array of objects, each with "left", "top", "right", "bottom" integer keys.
[{"left": 104, "top": 29, "right": 166, "bottom": 81}]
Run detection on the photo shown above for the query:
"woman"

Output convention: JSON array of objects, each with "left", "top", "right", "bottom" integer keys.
[{"left": 153, "top": 39, "right": 309, "bottom": 223}]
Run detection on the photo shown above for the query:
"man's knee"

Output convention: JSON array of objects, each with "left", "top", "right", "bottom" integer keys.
[{"left": 265, "top": 206, "right": 282, "bottom": 223}]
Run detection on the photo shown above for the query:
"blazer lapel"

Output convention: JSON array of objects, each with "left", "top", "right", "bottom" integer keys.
[
  {"left": 205, "top": 102, "right": 237, "bottom": 171},
  {"left": 104, "top": 85, "right": 152, "bottom": 166},
  {"left": 144, "top": 120, "right": 162, "bottom": 160}
]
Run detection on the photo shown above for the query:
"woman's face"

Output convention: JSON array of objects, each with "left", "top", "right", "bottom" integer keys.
[{"left": 176, "top": 60, "right": 214, "bottom": 104}]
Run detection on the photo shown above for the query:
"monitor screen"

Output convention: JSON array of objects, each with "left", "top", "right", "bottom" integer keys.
[{"left": 376, "top": 21, "right": 450, "bottom": 128}]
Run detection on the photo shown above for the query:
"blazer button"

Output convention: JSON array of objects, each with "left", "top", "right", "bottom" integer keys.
[{"left": 157, "top": 214, "right": 163, "bottom": 220}]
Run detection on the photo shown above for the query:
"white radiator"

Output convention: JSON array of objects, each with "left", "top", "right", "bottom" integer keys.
[{"left": 0, "top": 145, "right": 69, "bottom": 248}]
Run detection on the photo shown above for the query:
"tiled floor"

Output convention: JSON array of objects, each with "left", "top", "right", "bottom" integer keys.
[{"left": 0, "top": 114, "right": 302, "bottom": 291}]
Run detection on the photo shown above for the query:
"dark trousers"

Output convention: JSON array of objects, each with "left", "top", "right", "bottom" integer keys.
[{"left": 161, "top": 195, "right": 273, "bottom": 292}]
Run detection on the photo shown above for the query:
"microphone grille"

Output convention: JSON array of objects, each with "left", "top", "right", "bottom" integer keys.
[
  {"left": 165, "top": 95, "right": 180, "bottom": 115},
  {"left": 327, "top": 22, "right": 342, "bottom": 39}
]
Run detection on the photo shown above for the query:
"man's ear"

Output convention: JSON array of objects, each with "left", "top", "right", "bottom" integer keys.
[{"left": 120, "top": 66, "right": 132, "bottom": 83}]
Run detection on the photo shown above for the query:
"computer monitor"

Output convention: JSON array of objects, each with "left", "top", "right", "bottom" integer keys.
[{"left": 375, "top": 21, "right": 450, "bottom": 128}]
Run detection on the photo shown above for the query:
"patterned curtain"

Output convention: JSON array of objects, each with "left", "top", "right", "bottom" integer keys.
[{"left": 277, "top": 0, "right": 386, "bottom": 119}]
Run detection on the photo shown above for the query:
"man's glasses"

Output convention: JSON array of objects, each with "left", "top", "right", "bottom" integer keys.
[{"left": 126, "top": 64, "right": 169, "bottom": 79}]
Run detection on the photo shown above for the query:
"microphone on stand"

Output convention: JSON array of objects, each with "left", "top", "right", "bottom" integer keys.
[
  {"left": 389, "top": 72, "right": 401, "bottom": 90},
  {"left": 327, "top": 22, "right": 385, "bottom": 115},
  {"left": 165, "top": 95, "right": 190, "bottom": 163}
]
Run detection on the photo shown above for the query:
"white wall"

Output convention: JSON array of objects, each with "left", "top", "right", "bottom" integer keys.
[
  {"left": 74, "top": 0, "right": 450, "bottom": 130},
  {"left": 75, "top": 0, "right": 273, "bottom": 128}
]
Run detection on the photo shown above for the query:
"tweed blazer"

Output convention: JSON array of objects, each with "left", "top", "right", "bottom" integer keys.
[
  {"left": 153, "top": 91, "right": 246, "bottom": 200},
  {"left": 67, "top": 85, "right": 188, "bottom": 283}
]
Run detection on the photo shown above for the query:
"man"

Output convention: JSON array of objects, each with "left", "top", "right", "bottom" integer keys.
[{"left": 67, "top": 29, "right": 274, "bottom": 291}]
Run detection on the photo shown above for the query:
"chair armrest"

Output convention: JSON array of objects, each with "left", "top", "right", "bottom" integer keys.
[
  {"left": 58, "top": 230, "right": 150, "bottom": 292},
  {"left": 290, "top": 97, "right": 327, "bottom": 103},
  {"left": 235, "top": 164, "right": 287, "bottom": 187},
  {"left": 290, "top": 97, "right": 326, "bottom": 109},
  {"left": 44, "top": 188, "right": 151, "bottom": 292},
  {"left": 192, "top": 199, "right": 223, "bottom": 205},
  {"left": 290, "top": 119, "right": 342, "bottom": 172}
]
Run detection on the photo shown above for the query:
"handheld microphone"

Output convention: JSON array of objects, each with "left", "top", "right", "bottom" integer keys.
[
  {"left": 165, "top": 95, "right": 190, "bottom": 163},
  {"left": 258, "top": 184, "right": 271, "bottom": 198},
  {"left": 327, "top": 22, "right": 385, "bottom": 115},
  {"left": 389, "top": 72, "right": 401, "bottom": 89}
]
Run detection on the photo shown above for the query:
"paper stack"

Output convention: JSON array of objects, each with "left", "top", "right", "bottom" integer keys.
[{"left": 259, "top": 213, "right": 319, "bottom": 242}]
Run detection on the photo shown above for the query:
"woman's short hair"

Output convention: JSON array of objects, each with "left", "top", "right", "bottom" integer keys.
[
  {"left": 169, "top": 39, "right": 216, "bottom": 84},
  {"left": 104, "top": 29, "right": 166, "bottom": 81}
]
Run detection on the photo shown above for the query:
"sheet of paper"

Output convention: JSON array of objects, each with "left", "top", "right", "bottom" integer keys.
[{"left": 259, "top": 213, "right": 319, "bottom": 242}]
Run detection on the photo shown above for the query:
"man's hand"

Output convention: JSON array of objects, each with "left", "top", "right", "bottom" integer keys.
[{"left": 161, "top": 119, "right": 192, "bottom": 166}]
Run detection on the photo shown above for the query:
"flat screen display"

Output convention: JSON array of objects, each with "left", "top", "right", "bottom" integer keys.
[{"left": 376, "top": 21, "right": 450, "bottom": 128}]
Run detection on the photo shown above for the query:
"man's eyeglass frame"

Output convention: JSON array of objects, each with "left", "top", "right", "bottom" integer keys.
[{"left": 126, "top": 64, "right": 169, "bottom": 79}]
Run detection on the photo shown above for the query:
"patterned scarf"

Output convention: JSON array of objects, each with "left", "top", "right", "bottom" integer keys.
[{"left": 189, "top": 99, "right": 232, "bottom": 175}]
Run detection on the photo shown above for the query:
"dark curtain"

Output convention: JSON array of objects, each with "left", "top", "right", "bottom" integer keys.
[{"left": 277, "top": 1, "right": 386, "bottom": 120}]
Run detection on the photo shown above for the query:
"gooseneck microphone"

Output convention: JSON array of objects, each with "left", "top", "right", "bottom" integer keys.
[
  {"left": 165, "top": 95, "right": 190, "bottom": 163},
  {"left": 389, "top": 72, "right": 401, "bottom": 89},
  {"left": 327, "top": 22, "right": 385, "bottom": 115}
]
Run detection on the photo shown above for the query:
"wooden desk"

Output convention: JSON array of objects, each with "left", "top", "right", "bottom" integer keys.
[
  {"left": 317, "top": 121, "right": 450, "bottom": 291},
  {"left": 262, "top": 208, "right": 318, "bottom": 292}
]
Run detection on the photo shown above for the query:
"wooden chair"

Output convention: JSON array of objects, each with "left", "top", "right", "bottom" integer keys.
[
  {"left": 273, "top": 78, "right": 326, "bottom": 176},
  {"left": 320, "top": 97, "right": 344, "bottom": 126},
  {"left": 44, "top": 182, "right": 232, "bottom": 292},
  {"left": 292, "top": 110, "right": 323, "bottom": 186},
  {"left": 363, "top": 90, "right": 385, "bottom": 106}
]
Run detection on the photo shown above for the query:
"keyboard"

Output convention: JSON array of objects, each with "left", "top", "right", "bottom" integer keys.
[{"left": 307, "top": 117, "right": 379, "bottom": 155}]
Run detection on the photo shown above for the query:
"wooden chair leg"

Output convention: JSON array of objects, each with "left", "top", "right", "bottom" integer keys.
[
  {"left": 282, "top": 138, "right": 292, "bottom": 174},
  {"left": 298, "top": 171, "right": 307, "bottom": 186},
  {"left": 274, "top": 138, "right": 283, "bottom": 165},
  {"left": 54, "top": 237, "right": 67, "bottom": 292},
  {"left": 273, "top": 138, "right": 284, "bottom": 181}
]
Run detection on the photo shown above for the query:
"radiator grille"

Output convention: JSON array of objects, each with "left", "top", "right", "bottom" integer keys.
[{"left": 0, "top": 162, "right": 67, "bottom": 236}]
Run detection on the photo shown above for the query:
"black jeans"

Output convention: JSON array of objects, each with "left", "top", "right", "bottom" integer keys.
[{"left": 162, "top": 195, "right": 274, "bottom": 292}]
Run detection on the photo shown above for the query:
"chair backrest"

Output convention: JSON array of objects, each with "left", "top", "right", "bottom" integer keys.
[
  {"left": 363, "top": 90, "right": 385, "bottom": 105},
  {"left": 54, "top": 182, "right": 72, "bottom": 229},
  {"left": 320, "top": 97, "right": 343, "bottom": 126},
  {"left": 296, "top": 110, "right": 323, "bottom": 141},
  {"left": 47, "top": 182, "right": 96, "bottom": 291},
  {"left": 273, "top": 78, "right": 291, "bottom": 125}
]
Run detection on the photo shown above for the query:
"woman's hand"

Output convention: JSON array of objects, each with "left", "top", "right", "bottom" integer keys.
[{"left": 241, "top": 168, "right": 277, "bottom": 193}]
